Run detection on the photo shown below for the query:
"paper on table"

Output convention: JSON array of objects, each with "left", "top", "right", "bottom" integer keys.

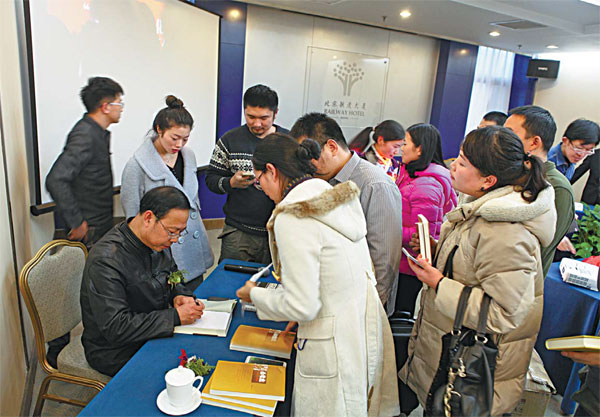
[{"left": 175, "top": 311, "right": 231, "bottom": 335}]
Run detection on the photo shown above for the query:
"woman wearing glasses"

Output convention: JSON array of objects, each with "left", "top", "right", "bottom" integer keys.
[
  {"left": 121, "top": 95, "right": 213, "bottom": 290},
  {"left": 236, "top": 133, "right": 399, "bottom": 417}
]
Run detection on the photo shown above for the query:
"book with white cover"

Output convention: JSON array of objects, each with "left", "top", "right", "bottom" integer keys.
[
  {"left": 173, "top": 299, "right": 236, "bottom": 337},
  {"left": 417, "top": 214, "right": 431, "bottom": 262},
  {"left": 545, "top": 335, "right": 600, "bottom": 352}
]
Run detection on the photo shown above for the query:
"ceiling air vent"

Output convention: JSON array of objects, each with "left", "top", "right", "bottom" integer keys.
[{"left": 491, "top": 20, "right": 547, "bottom": 30}]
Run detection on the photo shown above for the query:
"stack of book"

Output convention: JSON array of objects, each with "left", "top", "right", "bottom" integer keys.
[
  {"left": 202, "top": 360, "right": 286, "bottom": 416},
  {"left": 230, "top": 325, "right": 296, "bottom": 359}
]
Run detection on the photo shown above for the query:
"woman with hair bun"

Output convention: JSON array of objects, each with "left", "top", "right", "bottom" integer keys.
[
  {"left": 399, "top": 126, "right": 557, "bottom": 415},
  {"left": 349, "top": 120, "right": 405, "bottom": 182},
  {"left": 236, "top": 132, "right": 399, "bottom": 417},
  {"left": 121, "top": 95, "right": 213, "bottom": 290}
]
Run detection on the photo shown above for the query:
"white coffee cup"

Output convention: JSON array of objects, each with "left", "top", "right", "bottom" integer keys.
[{"left": 165, "top": 366, "right": 203, "bottom": 408}]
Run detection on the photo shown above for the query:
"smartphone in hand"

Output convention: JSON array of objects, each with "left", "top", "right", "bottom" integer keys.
[{"left": 402, "top": 247, "right": 424, "bottom": 269}]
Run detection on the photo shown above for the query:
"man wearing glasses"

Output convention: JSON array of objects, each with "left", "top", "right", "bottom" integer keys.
[
  {"left": 46, "top": 76, "right": 124, "bottom": 248},
  {"left": 80, "top": 187, "right": 203, "bottom": 377},
  {"left": 548, "top": 119, "right": 600, "bottom": 181},
  {"left": 45, "top": 76, "right": 124, "bottom": 369}
]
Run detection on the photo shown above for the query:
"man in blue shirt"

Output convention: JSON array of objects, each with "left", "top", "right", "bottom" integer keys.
[{"left": 548, "top": 119, "right": 600, "bottom": 180}]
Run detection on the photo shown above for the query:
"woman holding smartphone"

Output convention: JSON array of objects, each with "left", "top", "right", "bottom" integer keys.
[
  {"left": 121, "top": 95, "right": 213, "bottom": 290},
  {"left": 399, "top": 126, "right": 557, "bottom": 415},
  {"left": 236, "top": 133, "right": 399, "bottom": 417}
]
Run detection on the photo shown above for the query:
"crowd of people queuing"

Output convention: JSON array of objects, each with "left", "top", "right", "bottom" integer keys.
[{"left": 45, "top": 76, "right": 600, "bottom": 416}]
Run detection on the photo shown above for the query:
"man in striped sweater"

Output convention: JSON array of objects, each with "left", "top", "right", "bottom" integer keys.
[{"left": 206, "top": 85, "right": 288, "bottom": 263}]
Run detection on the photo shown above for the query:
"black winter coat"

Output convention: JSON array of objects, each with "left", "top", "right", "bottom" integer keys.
[
  {"left": 46, "top": 115, "right": 114, "bottom": 230},
  {"left": 80, "top": 222, "right": 192, "bottom": 376}
]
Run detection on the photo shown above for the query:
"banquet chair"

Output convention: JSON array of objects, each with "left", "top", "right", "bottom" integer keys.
[{"left": 19, "top": 239, "right": 111, "bottom": 416}]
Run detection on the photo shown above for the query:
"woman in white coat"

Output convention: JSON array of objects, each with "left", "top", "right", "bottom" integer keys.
[
  {"left": 121, "top": 96, "right": 213, "bottom": 290},
  {"left": 236, "top": 133, "right": 399, "bottom": 417}
]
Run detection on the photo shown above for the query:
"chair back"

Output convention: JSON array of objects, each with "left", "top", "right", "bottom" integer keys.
[{"left": 19, "top": 240, "right": 88, "bottom": 346}]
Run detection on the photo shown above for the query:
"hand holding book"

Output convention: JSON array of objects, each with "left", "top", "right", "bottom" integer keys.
[{"left": 561, "top": 351, "right": 600, "bottom": 367}]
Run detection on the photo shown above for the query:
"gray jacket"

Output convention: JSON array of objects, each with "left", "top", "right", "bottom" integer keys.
[{"left": 121, "top": 138, "right": 214, "bottom": 282}]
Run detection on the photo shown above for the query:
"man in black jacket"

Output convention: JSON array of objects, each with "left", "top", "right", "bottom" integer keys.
[
  {"left": 46, "top": 76, "right": 124, "bottom": 247},
  {"left": 80, "top": 187, "right": 204, "bottom": 376},
  {"left": 45, "top": 77, "right": 124, "bottom": 368}
]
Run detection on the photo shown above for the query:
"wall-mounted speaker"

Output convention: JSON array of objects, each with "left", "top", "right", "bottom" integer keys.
[{"left": 527, "top": 59, "right": 560, "bottom": 79}]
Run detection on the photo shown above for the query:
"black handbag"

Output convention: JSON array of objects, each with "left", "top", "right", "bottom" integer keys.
[{"left": 425, "top": 246, "right": 498, "bottom": 417}]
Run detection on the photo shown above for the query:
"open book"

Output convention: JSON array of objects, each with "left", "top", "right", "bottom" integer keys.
[{"left": 173, "top": 299, "right": 237, "bottom": 337}]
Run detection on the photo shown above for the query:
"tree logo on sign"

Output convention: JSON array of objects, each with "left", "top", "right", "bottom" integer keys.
[{"left": 333, "top": 61, "right": 364, "bottom": 96}]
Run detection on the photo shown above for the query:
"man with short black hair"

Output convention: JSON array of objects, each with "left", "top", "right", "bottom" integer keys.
[
  {"left": 478, "top": 111, "right": 508, "bottom": 128},
  {"left": 47, "top": 76, "right": 124, "bottom": 246},
  {"left": 81, "top": 186, "right": 203, "bottom": 376},
  {"left": 45, "top": 76, "right": 124, "bottom": 368},
  {"left": 548, "top": 119, "right": 600, "bottom": 181},
  {"left": 290, "top": 113, "right": 403, "bottom": 313},
  {"left": 206, "top": 84, "right": 288, "bottom": 263},
  {"left": 505, "top": 105, "right": 575, "bottom": 277}
]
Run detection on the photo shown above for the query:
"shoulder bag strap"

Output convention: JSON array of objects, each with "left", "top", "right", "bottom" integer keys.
[
  {"left": 452, "top": 286, "right": 472, "bottom": 333},
  {"left": 440, "top": 244, "right": 459, "bottom": 279},
  {"left": 476, "top": 293, "right": 492, "bottom": 337}
]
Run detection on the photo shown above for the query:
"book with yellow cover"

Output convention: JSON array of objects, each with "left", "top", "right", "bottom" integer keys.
[
  {"left": 209, "top": 360, "right": 286, "bottom": 401},
  {"left": 230, "top": 325, "right": 296, "bottom": 359},
  {"left": 545, "top": 335, "right": 600, "bottom": 352},
  {"left": 202, "top": 374, "right": 277, "bottom": 415}
]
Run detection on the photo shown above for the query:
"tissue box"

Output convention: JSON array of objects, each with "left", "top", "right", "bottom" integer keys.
[{"left": 559, "top": 258, "right": 599, "bottom": 291}]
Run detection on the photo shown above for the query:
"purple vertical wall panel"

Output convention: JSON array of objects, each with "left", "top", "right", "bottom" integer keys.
[
  {"left": 430, "top": 40, "right": 478, "bottom": 159},
  {"left": 508, "top": 53, "right": 537, "bottom": 110}
]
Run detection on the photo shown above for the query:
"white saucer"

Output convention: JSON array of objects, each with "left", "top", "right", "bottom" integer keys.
[{"left": 156, "top": 388, "right": 202, "bottom": 416}]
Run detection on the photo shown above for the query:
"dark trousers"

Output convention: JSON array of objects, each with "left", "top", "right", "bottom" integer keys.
[
  {"left": 395, "top": 273, "right": 423, "bottom": 317},
  {"left": 218, "top": 224, "right": 271, "bottom": 264}
]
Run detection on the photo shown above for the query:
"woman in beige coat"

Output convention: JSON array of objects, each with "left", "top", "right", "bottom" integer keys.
[
  {"left": 237, "top": 133, "right": 399, "bottom": 417},
  {"left": 399, "top": 126, "right": 557, "bottom": 415}
]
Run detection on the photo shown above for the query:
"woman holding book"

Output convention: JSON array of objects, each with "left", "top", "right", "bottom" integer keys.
[
  {"left": 121, "top": 95, "right": 213, "bottom": 291},
  {"left": 236, "top": 133, "right": 399, "bottom": 417},
  {"left": 399, "top": 126, "right": 557, "bottom": 415},
  {"left": 394, "top": 123, "right": 456, "bottom": 316}
]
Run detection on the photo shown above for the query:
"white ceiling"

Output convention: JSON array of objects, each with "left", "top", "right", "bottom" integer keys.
[{"left": 240, "top": 0, "right": 600, "bottom": 55}]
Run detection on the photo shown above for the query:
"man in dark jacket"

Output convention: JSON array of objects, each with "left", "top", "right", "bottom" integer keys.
[
  {"left": 45, "top": 76, "right": 124, "bottom": 368},
  {"left": 46, "top": 76, "right": 124, "bottom": 247},
  {"left": 80, "top": 187, "right": 204, "bottom": 376}
]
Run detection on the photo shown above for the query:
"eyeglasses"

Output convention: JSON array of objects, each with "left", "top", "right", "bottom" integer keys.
[
  {"left": 157, "top": 218, "right": 187, "bottom": 238},
  {"left": 254, "top": 171, "right": 264, "bottom": 191},
  {"left": 108, "top": 101, "right": 125, "bottom": 108},
  {"left": 568, "top": 140, "right": 596, "bottom": 156}
]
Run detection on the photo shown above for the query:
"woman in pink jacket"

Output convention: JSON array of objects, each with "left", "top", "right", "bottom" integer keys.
[{"left": 394, "top": 124, "right": 457, "bottom": 315}]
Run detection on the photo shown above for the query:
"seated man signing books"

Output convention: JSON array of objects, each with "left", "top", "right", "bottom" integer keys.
[{"left": 80, "top": 186, "right": 204, "bottom": 376}]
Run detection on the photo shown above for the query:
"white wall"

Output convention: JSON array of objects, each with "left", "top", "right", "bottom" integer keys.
[
  {"left": 243, "top": 5, "right": 439, "bottom": 135},
  {"left": 534, "top": 51, "right": 600, "bottom": 200}
]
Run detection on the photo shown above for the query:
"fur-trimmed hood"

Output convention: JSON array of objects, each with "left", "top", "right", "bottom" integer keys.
[
  {"left": 267, "top": 179, "right": 366, "bottom": 242},
  {"left": 447, "top": 184, "right": 557, "bottom": 247}
]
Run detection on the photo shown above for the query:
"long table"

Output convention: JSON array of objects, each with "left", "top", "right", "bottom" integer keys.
[
  {"left": 79, "top": 259, "right": 289, "bottom": 416},
  {"left": 535, "top": 261, "right": 600, "bottom": 414}
]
